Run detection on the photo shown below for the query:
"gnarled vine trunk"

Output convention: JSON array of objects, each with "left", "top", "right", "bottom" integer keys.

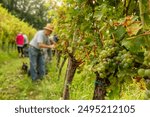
[
  {"left": 63, "top": 56, "right": 79, "bottom": 100},
  {"left": 93, "top": 72, "right": 110, "bottom": 100}
]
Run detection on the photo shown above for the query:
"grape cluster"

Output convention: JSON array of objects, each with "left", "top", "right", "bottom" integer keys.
[
  {"left": 137, "top": 51, "right": 150, "bottom": 78},
  {"left": 92, "top": 39, "right": 135, "bottom": 79},
  {"left": 143, "top": 51, "right": 150, "bottom": 66},
  {"left": 115, "top": 50, "right": 134, "bottom": 69},
  {"left": 92, "top": 39, "right": 119, "bottom": 78},
  {"left": 138, "top": 69, "right": 150, "bottom": 77}
]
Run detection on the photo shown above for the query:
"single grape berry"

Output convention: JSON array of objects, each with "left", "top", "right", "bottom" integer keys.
[{"left": 138, "top": 69, "right": 145, "bottom": 77}]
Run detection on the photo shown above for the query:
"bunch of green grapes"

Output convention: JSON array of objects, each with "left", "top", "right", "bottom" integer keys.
[
  {"left": 93, "top": 39, "right": 120, "bottom": 78},
  {"left": 137, "top": 50, "right": 150, "bottom": 78},
  {"left": 115, "top": 50, "right": 134, "bottom": 69},
  {"left": 138, "top": 69, "right": 150, "bottom": 77},
  {"left": 93, "top": 39, "right": 136, "bottom": 79},
  {"left": 138, "top": 51, "right": 150, "bottom": 99},
  {"left": 143, "top": 51, "right": 150, "bottom": 66},
  {"left": 100, "top": 40, "right": 119, "bottom": 58}
]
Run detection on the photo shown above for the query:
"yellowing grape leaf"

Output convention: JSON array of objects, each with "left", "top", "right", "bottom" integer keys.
[{"left": 126, "top": 22, "right": 142, "bottom": 36}]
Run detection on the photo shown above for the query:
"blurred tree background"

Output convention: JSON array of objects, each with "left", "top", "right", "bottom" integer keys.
[{"left": 0, "top": 0, "right": 52, "bottom": 29}]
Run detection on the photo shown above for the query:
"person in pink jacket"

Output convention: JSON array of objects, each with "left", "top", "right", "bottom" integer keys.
[{"left": 16, "top": 32, "right": 24, "bottom": 57}]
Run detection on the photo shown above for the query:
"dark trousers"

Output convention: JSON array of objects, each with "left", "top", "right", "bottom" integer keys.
[{"left": 17, "top": 46, "right": 24, "bottom": 57}]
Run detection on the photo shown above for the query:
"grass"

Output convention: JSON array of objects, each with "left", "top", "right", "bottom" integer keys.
[
  {"left": 0, "top": 49, "right": 148, "bottom": 100},
  {"left": 0, "top": 55, "right": 64, "bottom": 99},
  {"left": 70, "top": 70, "right": 95, "bottom": 100}
]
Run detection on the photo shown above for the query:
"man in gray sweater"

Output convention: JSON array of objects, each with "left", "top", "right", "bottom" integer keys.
[{"left": 29, "top": 24, "right": 55, "bottom": 81}]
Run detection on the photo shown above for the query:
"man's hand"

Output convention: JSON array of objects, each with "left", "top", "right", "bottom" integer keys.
[
  {"left": 39, "top": 43, "right": 56, "bottom": 49},
  {"left": 49, "top": 44, "right": 55, "bottom": 49}
]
